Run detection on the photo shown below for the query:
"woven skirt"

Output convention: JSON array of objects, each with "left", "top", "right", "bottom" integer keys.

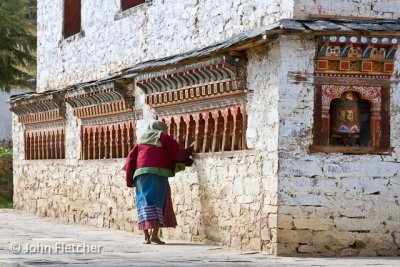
[{"left": 135, "top": 173, "right": 177, "bottom": 230}]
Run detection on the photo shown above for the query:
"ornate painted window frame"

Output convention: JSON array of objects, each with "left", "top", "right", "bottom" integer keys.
[{"left": 310, "top": 35, "right": 396, "bottom": 154}]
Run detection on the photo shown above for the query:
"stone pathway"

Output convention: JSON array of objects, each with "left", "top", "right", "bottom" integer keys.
[{"left": 0, "top": 209, "right": 399, "bottom": 267}]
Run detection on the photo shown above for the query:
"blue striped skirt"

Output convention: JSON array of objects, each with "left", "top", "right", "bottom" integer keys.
[{"left": 135, "top": 173, "right": 168, "bottom": 227}]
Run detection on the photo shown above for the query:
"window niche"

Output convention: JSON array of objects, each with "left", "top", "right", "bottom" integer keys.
[
  {"left": 82, "top": 121, "right": 135, "bottom": 160},
  {"left": 121, "top": 0, "right": 145, "bottom": 11},
  {"left": 64, "top": 81, "right": 138, "bottom": 160},
  {"left": 25, "top": 128, "right": 65, "bottom": 160},
  {"left": 10, "top": 92, "right": 67, "bottom": 160},
  {"left": 63, "top": 0, "right": 81, "bottom": 38},
  {"left": 311, "top": 84, "right": 390, "bottom": 154}
]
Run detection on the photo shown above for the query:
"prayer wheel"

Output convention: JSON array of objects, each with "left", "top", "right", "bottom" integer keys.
[{"left": 331, "top": 91, "right": 361, "bottom": 135}]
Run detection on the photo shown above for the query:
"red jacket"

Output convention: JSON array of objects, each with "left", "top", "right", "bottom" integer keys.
[{"left": 125, "top": 133, "right": 193, "bottom": 187}]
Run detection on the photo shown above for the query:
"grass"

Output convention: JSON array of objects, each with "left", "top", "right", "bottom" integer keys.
[
  {"left": 0, "top": 200, "right": 13, "bottom": 209},
  {"left": 0, "top": 147, "right": 12, "bottom": 156}
]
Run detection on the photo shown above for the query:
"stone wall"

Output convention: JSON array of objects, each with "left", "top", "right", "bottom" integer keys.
[
  {"left": 37, "top": 0, "right": 293, "bottom": 92},
  {"left": 293, "top": 0, "right": 400, "bottom": 19},
  {"left": 13, "top": 43, "right": 280, "bottom": 253},
  {"left": 275, "top": 35, "right": 400, "bottom": 256}
]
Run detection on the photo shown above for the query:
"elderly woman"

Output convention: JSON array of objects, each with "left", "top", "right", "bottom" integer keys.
[{"left": 125, "top": 120, "right": 194, "bottom": 244}]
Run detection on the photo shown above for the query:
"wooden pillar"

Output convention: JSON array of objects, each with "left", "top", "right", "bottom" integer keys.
[
  {"left": 99, "top": 127, "right": 105, "bottom": 159},
  {"left": 82, "top": 128, "right": 87, "bottom": 160},
  {"left": 25, "top": 132, "right": 31, "bottom": 160},
  {"left": 223, "top": 109, "right": 234, "bottom": 151},
  {"left": 187, "top": 115, "right": 196, "bottom": 148},
  {"left": 60, "top": 129, "right": 65, "bottom": 159},
  {"left": 105, "top": 126, "right": 110, "bottom": 159},
  {"left": 52, "top": 131, "right": 56, "bottom": 159},
  {"left": 48, "top": 131, "right": 53, "bottom": 159},
  {"left": 93, "top": 128, "right": 99, "bottom": 159},
  {"left": 122, "top": 123, "right": 129, "bottom": 157},
  {"left": 195, "top": 113, "right": 205, "bottom": 153},
  {"left": 212, "top": 110, "right": 224, "bottom": 152},
  {"left": 202, "top": 112, "right": 215, "bottom": 153},
  {"left": 54, "top": 130, "right": 59, "bottom": 159},
  {"left": 111, "top": 125, "right": 117, "bottom": 158},
  {"left": 117, "top": 124, "right": 123, "bottom": 158},
  {"left": 45, "top": 132, "right": 50, "bottom": 159},
  {"left": 371, "top": 112, "right": 381, "bottom": 147},
  {"left": 129, "top": 121, "right": 135, "bottom": 151},
  {"left": 178, "top": 117, "right": 187, "bottom": 148},
  {"left": 321, "top": 108, "right": 330, "bottom": 146}
]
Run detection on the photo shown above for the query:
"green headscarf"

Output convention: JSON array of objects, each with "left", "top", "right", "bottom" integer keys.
[{"left": 137, "top": 120, "right": 168, "bottom": 147}]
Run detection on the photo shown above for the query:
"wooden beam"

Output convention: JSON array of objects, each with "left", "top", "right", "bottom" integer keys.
[
  {"left": 308, "top": 14, "right": 387, "bottom": 21},
  {"left": 309, "top": 144, "right": 393, "bottom": 154}
]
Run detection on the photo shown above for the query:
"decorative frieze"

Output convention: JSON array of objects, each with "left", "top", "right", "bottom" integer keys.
[
  {"left": 9, "top": 91, "right": 67, "bottom": 160},
  {"left": 10, "top": 91, "right": 66, "bottom": 125},
  {"left": 136, "top": 55, "right": 246, "bottom": 111},
  {"left": 65, "top": 81, "right": 135, "bottom": 119},
  {"left": 65, "top": 80, "right": 137, "bottom": 160},
  {"left": 315, "top": 35, "right": 397, "bottom": 79}
]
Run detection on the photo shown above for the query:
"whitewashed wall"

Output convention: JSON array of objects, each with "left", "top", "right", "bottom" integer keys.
[
  {"left": 276, "top": 35, "right": 400, "bottom": 256},
  {"left": 37, "top": 0, "right": 294, "bottom": 92},
  {"left": 294, "top": 0, "right": 400, "bottom": 19},
  {"left": 37, "top": 0, "right": 400, "bottom": 93}
]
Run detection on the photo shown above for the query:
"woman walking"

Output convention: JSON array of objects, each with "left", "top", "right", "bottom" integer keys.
[{"left": 124, "top": 120, "right": 194, "bottom": 244}]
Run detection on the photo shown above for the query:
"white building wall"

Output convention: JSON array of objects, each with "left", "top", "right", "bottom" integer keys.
[
  {"left": 293, "top": 0, "right": 400, "bottom": 19},
  {"left": 37, "top": 0, "right": 294, "bottom": 92}
]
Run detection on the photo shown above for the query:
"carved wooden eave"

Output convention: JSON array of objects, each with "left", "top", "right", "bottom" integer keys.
[
  {"left": 136, "top": 55, "right": 247, "bottom": 115},
  {"left": 64, "top": 80, "right": 136, "bottom": 120},
  {"left": 9, "top": 90, "right": 66, "bottom": 125}
]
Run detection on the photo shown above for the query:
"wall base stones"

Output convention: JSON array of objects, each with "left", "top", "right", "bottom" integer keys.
[{"left": 13, "top": 151, "right": 279, "bottom": 255}]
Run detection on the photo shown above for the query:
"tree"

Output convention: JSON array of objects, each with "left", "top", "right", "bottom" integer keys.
[{"left": 0, "top": 0, "right": 36, "bottom": 91}]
